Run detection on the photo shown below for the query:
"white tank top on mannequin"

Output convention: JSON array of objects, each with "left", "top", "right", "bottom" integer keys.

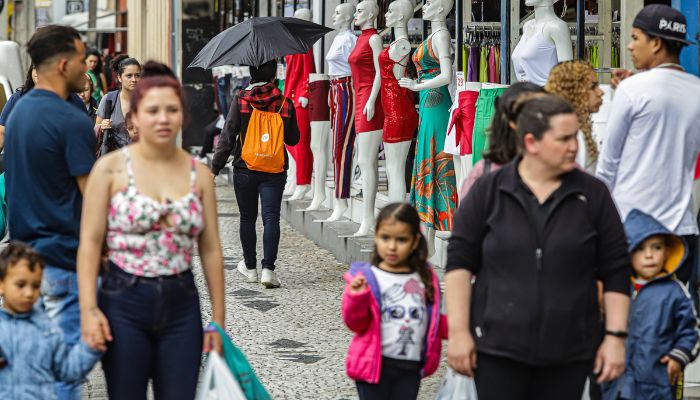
[
  {"left": 326, "top": 30, "right": 357, "bottom": 77},
  {"left": 512, "top": 24, "right": 559, "bottom": 86}
]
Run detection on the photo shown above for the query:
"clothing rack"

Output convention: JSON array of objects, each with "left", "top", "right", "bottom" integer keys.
[{"left": 462, "top": 23, "right": 503, "bottom": 84}]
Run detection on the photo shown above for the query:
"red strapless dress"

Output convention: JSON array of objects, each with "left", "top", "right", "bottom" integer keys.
[{"left": 348, "top": 28, "right": 384, "bottom": 133}]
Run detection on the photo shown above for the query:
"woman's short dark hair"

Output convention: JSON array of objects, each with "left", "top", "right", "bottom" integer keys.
[
  {"left": 249, "top": 60, "right": 277, "bottom": 83},
  {"left": 482, "top": 82, "right": 546, "bottom": 165},
  {"left": 27, "top": 25, "right": 81, "bottom": 68},
  {"left": 516, "top": 95, "right": 576, "bottom": 145},
  {"left": 110, "top": 54, "right": 141, "bottom": 76},
  {"left": 19, "top": 64, "right": 35, "bottom": 95}
]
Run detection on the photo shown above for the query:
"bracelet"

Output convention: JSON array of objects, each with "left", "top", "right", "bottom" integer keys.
[
  {"left": 203, "top": 325, "right": 218, "bottom": 333},
  {"left": 605, "top": 330, "right": 628, "bottom": 339}
]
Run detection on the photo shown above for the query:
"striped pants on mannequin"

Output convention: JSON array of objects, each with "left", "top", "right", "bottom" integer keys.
[{"left": 330, "top": 77, "right": 356, "bottom": 199}]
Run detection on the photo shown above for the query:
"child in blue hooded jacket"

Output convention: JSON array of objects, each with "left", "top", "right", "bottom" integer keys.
[
  {"left": 0, "top": 242, "right": 102, "bottom": 400},
  {"left": 603, "top": 209, "right": 699, "bottom": 400}
]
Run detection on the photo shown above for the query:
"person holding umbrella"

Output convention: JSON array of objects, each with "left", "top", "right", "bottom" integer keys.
[{"left": 211, "top": 61, "right": 299, "bottom": 288}]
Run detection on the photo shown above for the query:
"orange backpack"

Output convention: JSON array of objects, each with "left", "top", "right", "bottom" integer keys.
[{"left": 240, "top": 99, "right": 286, "bottom": 173}]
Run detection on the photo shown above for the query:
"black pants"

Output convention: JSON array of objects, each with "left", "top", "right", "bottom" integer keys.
[
  {"left": 355, "top": 361, "right": 421, "bottom": 400},
  {"left": 198, "top": 119, "right": 221, "bottom": 157},
  {"left": 98, "top": 264, "right": 203, "bottom": 400},
  {"left": 233, "top": 169, "right": 286, "bottom": 270},
  {"left": 474, "top": 353, "right": 590, "bottom": 400}
]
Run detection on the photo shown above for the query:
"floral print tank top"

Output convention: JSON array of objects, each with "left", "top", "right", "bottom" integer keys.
[{"left": 107, "top": 148, "right": 204, "bottom": 277}]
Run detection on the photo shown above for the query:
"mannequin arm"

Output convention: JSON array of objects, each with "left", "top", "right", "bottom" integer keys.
[
  {"left": 399, "top": 30, "right": 453, "bottom": 91},
  {"left": 363, "top": 34, "right": 383, "bottom": 121},
  {"left": 545, "top": 21, "right": 574, "bottom": 62}
]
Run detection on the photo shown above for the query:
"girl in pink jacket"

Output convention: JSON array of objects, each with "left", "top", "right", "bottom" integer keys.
[{"left": 341, "top": 203, "right": 447, "bottom": 400}]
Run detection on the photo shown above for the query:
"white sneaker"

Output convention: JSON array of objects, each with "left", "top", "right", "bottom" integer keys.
[
  {"left": 260, "top": 269, "right": 281, "bottom": 288},
  {"left": 237, "top": 260, "right": 258, "bottom": 283}
]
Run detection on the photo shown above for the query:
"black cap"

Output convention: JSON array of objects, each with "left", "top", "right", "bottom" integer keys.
[{"left": 633, "top": 4, "right": 696, "bottom": 46}]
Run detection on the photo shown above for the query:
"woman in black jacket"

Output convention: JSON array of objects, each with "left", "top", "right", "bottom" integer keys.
[
  {"left": 445, "top": 96, "right": 630, "bottom": 400},
  {"left": 211, "top": 60, "right": 299, "bottom": 289}
]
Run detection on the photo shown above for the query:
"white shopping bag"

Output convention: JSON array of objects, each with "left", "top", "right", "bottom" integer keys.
[
  {"left": 435, "top": 367, "right": 478, "bottom": 400},
  {"left": 196, "top": 352, "right": 247, "bottom": 400}
]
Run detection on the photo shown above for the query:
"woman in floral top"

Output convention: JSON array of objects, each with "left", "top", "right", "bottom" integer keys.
[{"left": 76, "top": 62, "right": 226, "bottom": 399}]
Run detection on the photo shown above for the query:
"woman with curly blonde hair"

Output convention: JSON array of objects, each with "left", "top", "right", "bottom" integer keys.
[{"left": 545, "top": 60, "right": 604, "bottom": 172}]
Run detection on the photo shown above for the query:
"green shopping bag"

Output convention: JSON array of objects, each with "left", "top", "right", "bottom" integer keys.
[{"left": 211, "top": 323, "right": 271, "bottom": 400}]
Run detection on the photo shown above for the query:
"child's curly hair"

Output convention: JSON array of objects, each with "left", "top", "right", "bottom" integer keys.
[
  {"left": 0, "top": 242, "right": 44, "bottom": 280},
  {"left": 545, "top": 60, "right": 598, "bottom": 166}
]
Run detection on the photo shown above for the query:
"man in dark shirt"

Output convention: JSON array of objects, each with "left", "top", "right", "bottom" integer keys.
[{"left": 4, "top": 25, "right": 96, "bottom": 400}]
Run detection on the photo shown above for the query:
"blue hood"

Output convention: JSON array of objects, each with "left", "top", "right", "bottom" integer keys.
[{"left": 623, "top": 209, "right": 687, "bottom": 276}]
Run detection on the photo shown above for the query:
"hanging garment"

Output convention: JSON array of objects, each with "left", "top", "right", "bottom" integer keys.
[
  {"left": 511, "top": 23, "right": 559, "bottom": 86},
  {"left": 472, "top": 86, "right": 507, "bottom": 165},
  {"left": 409, "top": 31, "right": 458, "bottom": 231},
  {"left": 329, "top": 77, "right": 356, "bottom": 199},
  {"left": 378, "top": 44, "right": 418, "bottom": 143},
  {"left": 488, "top": 47, "right": 499, "bottom": 83},
  {"left": 494, "top": 46, "right": 501, "bottom": 84},
  {"left": 447, "top": 90, "right": 480, "bottom": 156},
  {"left": 462, "top": 46, "right": 469, "bottom": 78},
  {"left": 348, "top": 28, "right": 385, "bottom": 133},
  {"left": 284, "top": 49, "right": 315, "bottom": 185},
  {"left": 467, "top": 46, "right": 480, "bottom": 82},
  {"left": 479, "top": 46, "right": 489, "bottom": 83}
]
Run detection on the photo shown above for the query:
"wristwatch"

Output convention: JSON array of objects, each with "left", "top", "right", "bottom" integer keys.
[{"left": 605, "top": 330, "right": 628, "bottom": 339}]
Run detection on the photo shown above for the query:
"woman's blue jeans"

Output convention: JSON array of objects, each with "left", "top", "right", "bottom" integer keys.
[{"left": 98, "top": 264, "right": 203, "bottom": 400}]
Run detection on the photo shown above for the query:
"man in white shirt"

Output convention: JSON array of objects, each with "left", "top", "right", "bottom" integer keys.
[{"left": 597, "top": 5, "right": 700, "bottom": 299}]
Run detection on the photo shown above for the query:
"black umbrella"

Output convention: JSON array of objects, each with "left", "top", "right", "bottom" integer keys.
[{"left": 188, "top": 16, "right": 333, "bottom": 69}]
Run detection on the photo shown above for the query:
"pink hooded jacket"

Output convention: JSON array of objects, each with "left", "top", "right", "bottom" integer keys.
[{"left": 341, "top": 262, "right": 448, "bottom": 384}]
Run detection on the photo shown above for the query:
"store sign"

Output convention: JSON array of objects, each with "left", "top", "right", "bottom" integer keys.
[
  {"left": 66, "top": 0, "right": 84, "bottom": 14},
  {"left": 456, "top": 71, "right": 466, "bottom": 91}
]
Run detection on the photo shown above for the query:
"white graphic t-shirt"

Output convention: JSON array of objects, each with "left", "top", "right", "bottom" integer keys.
[{"left": 371, "top": 266, "right": 428, "bottom": 361}]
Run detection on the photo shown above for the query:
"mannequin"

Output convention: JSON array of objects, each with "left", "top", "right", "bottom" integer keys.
[
  {"left": 285, "top": 8, "right": 316, "bottom": 201},
  {"left": 381, "top": 0, "right": 419, "bottom": 203},
  {"left": 325, "top": 4, "right": 357, "bottom": 222},
  {"left": 306, "top": 73, "right": 331, "bottom": 211},
  {"left": 349, "top": 0, "right": 384, "bottom": 236},
  {"left": 399, "top": 0, "right": 457, "bottom": 257},
  {"left": 512, "top": 0, "right": 573, "bottom": 86}
]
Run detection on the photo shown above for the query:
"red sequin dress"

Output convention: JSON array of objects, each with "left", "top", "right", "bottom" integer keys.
[
  {"left": 348, "top": 28, "right": 384, "bottom": 133},
  {"left": 378, "top": 44, "right": 418, "bottom": 143}
]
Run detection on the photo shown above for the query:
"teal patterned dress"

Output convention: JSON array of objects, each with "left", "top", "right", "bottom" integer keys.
[{"left": 409, "top": 33, "right": 458, "bottom": 231}]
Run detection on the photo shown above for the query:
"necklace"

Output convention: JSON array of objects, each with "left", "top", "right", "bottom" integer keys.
[{"left": 656, "top": 63, "right": 685, "bottom": 71}]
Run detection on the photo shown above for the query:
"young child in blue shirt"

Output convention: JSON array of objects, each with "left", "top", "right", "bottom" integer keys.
[
  {"left": 603, "top": 209, "right": 699, "bottom": 399},
  {"left": 0, "top": 242, "right": 102, "bottom": 400}
]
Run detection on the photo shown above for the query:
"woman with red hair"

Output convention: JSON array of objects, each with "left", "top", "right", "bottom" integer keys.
[{"left": 77, "top": 61, "right": 226, "bottom": 399}]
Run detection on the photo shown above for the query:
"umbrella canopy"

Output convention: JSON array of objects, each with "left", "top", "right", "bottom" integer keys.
[{"left": 188, "top": 16, "right": 333, "bottom": 69}]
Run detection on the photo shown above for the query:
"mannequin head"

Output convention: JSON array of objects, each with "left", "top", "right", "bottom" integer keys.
[
  {"left": 422, "top": 0, "right": 454, "bottom": 22},
  {"left": 385, "top": 0, "right": 414, "bottom": 28},
  {"left": 354, "top": 1, "right": 379, "bottom": 29},
  {"left": 524, "top": 0, "right": 558, "bottom": 7},
  {"left": 294, "top": 8, "right": 311, "bottom": 22},
  {"left": 333, "top": 4, "right": 355, "bottom": 29}
]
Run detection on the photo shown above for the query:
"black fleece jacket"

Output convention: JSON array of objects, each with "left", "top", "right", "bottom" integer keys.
[{"left": 447, "top": 157, "right": 631, "bottom": 365}]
